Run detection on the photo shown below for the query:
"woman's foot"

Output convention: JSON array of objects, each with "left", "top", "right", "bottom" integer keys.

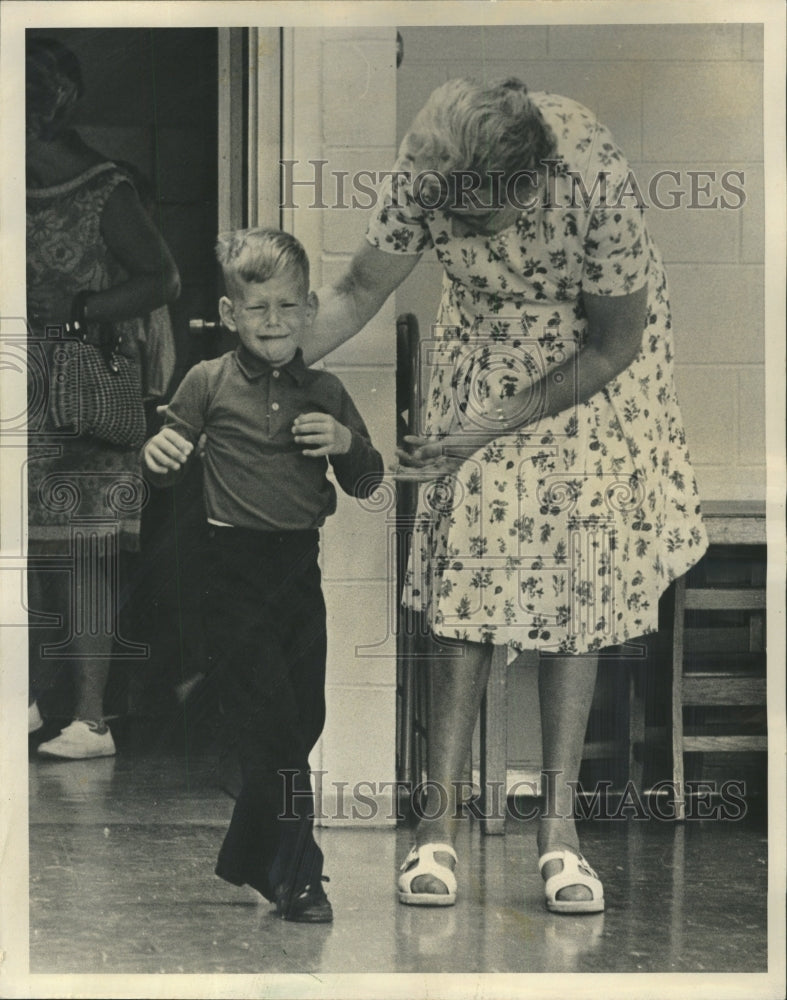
[
  {"left": 537, "top": 822, "right": 594, "bottom": 906},
  {"left": 405, "top": 791, "right": 459, "bottom": 897},
  {"left": 408, "top": 847, "right": 457, "bottom": 896},
  {"left": 538, "top": 847, "right": 604, "bottom": 914},
  {"left": 398, "top": 842, "right": 458, "bottom": 905}
]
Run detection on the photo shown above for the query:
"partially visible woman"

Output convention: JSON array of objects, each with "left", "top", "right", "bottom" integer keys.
[
  {"left": 26, "top": 36, "right": 180, "bottom": 757},
  {"left": 300, "top": 77, "right": 708, "bottom": 913}
]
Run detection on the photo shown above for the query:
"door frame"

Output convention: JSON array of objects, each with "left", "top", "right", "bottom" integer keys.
[{"left": 218, "top": 27, "right": 281, "bottom": 233}]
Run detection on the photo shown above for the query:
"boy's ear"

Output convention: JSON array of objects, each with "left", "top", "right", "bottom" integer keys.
[
  {"left": 305, "top": 290, "right": 319, "bottom": 323},
  {"left": 218, "top": 296, "right": 237, "bottom": 332}
]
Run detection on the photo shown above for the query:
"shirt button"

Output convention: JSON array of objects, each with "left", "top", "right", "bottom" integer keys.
[
  {"left": 272, "top": 370, "right": 280, "bottom": 378},
  {"left": 272, "top": 402, "right": 280, "bottom": 411}
]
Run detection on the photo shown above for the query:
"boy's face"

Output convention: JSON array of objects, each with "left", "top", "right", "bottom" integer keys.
[{"left": 219, "top": 265, "right": 316, "bottom": 367}]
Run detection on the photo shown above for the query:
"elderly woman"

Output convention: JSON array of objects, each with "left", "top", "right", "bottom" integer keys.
[{"left": 301, "top": 77, "right": 708, "bottom": 913}]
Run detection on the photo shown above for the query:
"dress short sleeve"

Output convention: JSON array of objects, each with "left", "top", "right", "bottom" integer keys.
[
  {"left": 365, "top": 158, "right": 434, "bottom": 256},
  {"left": 579, "top": 127, "right": 649, "bottom": 297}
]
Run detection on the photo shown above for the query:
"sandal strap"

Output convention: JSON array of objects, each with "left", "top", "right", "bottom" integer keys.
[
  {"left": 539, "top": 850, "right": 603, "bottom": 902},
  {"left": 398, "top": 842, "right": 458, "bottom": 896},
  {"left": 400, "top": 842, "right": 457, "bottom": 871},
  {"left": 538, "top": 850, "right": 597, "bottom": 875}
]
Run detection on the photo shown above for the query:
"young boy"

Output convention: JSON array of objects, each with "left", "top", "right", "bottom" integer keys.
[{"left": 142, "top": 228, "right": 384, "bottom": 922}]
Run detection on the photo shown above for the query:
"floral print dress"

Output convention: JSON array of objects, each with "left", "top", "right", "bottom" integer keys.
[{"left": 367, "top": 93, "right": 708, "bottom": 658}]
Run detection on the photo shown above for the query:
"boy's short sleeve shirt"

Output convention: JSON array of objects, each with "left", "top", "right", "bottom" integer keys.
[{"left": 154, "top": 347, "right": 382, "bottom": 532}]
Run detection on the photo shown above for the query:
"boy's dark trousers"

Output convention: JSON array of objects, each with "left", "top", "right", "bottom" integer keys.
[{"left": 203, "top": 525, "right": 326, "bottom": 902}]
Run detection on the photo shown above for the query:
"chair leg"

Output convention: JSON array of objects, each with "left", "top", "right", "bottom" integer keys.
[
  {"left": 670, "top": 578, "right": 688, "bottom": 822},
  {"left": 480, "top": 645, "right": 508, "bottom": 835},
  {"left": 628, "top": 662, "right": 646, "bottom": 792}
]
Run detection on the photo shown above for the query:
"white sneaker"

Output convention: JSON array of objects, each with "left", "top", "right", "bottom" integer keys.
[
  {"left": 37, "top": 720, "right": 116, "bottom": 759},
  {"left": 28, "top": 701, "right": 44, "bottom": 734}
]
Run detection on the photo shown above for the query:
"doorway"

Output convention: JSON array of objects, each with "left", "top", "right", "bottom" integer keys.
[{"left": 25, "top": 27, "right": 281, "bottom": 744}]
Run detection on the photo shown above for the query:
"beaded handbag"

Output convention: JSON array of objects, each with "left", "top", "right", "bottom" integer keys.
[{"left": 48, "top": 323, "right": 147, "bottom": 449}]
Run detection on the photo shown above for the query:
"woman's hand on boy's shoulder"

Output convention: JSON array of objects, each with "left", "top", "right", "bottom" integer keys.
[
  {"left": 292, "top": 412, "right": 352, "bottom": 457},
  {"left": 143, "top": 426, "right": 194, "bottom": 473}
]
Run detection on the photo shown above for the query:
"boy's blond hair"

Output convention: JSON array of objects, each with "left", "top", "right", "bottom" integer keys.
[{"left": 215, "top": 227, "right": 310, "bottom": 297}]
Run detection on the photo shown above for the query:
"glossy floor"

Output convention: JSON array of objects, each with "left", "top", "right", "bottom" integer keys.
[{"left": 29, "top": 749, "right": 768, "bottom": 975}]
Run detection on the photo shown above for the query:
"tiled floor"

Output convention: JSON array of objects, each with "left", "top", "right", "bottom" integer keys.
[{"left": 27, "top": 743, "right": 771, "bottom": 979}]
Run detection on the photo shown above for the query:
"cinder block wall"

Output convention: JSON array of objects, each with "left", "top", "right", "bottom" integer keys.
[
  {"left": 395, "top": 23, "right": 765, "bottom": 502},
  {"left": 284, "top": 28, "right": 399, "bottom": 824}
]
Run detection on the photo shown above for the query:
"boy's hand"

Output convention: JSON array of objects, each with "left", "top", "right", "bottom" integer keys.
[
  {"left": 154, "top": 405, "right": 207, "bottom": 458},
  {"left": 292, "top": 413, "right": 352, "bottom": 457},
  {"left": 143, "top": 427, "right": 194, "bottom": 473}
]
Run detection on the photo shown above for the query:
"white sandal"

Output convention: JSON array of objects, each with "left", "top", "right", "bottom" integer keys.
[
  {"left": 538, "top": 849, "right": 605, "bottom": 914},
  {"left": 398, "top": 843, "right": 458, "bottom": 906}
]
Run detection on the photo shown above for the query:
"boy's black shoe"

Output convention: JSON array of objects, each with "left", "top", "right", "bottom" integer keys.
[{"left": 274, "top": 876, "right": 333, "bottom": 923}]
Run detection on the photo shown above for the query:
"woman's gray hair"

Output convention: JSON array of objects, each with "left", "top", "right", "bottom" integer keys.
[{"left": 400, "top": 77, "right": 557, "bottom": 190}]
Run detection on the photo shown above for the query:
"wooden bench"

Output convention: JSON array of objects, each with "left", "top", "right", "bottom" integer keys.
[{"left": 670, "top": 500, "right": 766, "bottom": 821}]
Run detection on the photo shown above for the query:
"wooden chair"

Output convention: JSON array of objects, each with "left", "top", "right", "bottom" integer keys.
[{"left": 670, "top": 500, "right": 767, "bottom": 820}]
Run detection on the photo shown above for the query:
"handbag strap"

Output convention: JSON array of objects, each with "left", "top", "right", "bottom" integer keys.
[{"left": 69, "top": 291, "right": 123, "bottom": 373}]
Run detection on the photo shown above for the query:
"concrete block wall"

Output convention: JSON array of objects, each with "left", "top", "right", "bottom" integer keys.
[
  {"left": 283, "top": 28, "right": 399, "bottom": 825},
  {"left": 395, "top": 23, "right": 765, "bottom": 502}
]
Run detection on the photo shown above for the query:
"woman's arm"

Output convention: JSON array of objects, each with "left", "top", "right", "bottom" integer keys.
[
  {"left": 84, "top": 182, "right": 181, "bottom": 325},
  {"left": 301, "top": 240, "right": 420, "bottom": 365},
  {"left": 399, "top": 285, "right": 648, "bottom": 468},
  {"left": 518, "top": 285, "right": 648, "bottom": 427}
]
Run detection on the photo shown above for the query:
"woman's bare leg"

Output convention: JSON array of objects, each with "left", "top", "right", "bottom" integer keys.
[
  {"left": 410, "top": 638, "right": 493, "bottom": 894},
  {"left": 537, "top": 652, "right": 599, "bottom": 902},
  {"left": 72, "top": 556, "right": 113, "bottom": 722},
  {"left": 29, "top": 561, "right": 113, "bottom": 723},
  {"left": 73, "top": 658, "right": 112, "bottom": 722}
]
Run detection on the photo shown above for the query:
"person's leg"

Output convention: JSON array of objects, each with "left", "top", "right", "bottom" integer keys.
[
  {"left": 537, "top": 652, "right": 599, "bottom": 903},
  {"left": 206, "top": 539, "right": 288, "bottom": 898},
  {"left": 33, "top": 557, "right": 116, "bottom": 756},
  {"left": 73, "top": 654, "right": 112, "bottom": 722},
  {"left": 27, "top": 563, "right": 54, "bottom": 732},
  {"left": 68, "top": 553, "right": 114, "bottom": 722},
  {"left": 28, "top": 563, "right": 54, "bottom": 710},
  {"left": 206, "top": 530, "right": 319, "bottom": 901},
  {"left": 211, "top": 630, "right": 297, "bottom": 899},
  {"left": 269, "top": 538, "right": 327, "bottom": 899},
  {"left": 407, "top": 638, "right": 493, "bottom": 895}
]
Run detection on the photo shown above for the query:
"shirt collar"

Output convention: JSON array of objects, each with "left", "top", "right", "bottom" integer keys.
[{"left": 234, "top": 345, "right": 309, "bottom": 385}]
